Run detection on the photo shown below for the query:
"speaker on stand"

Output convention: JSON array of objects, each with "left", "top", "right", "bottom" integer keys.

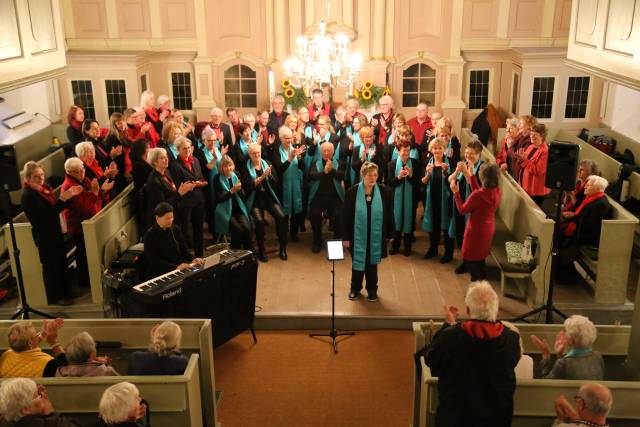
[{"left": 515, "top": 141, "right": 580, "bottom": 323}]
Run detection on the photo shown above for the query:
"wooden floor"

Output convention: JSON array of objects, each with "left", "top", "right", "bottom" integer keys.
[{"left": 254, "top": 228, "right": 597, "bottom": 321}]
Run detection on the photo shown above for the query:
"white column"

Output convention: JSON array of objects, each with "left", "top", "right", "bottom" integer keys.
[
  {"left": 370, "top": 0, "right": 386, "bottom": 60},
  {"left": 274, "top": 0, "right": 289, "bottom": 61},
  {"left": 148, "top": 0, "right": 162, "bottom": 39},
  {"left": 496, "top": 0, "right": 510, "bottom": 39},
  {"left": 266, "top": 0, "right": 275, "bottom": 63},
  {"left": 541, "top": 0, "right": 556, "bottom": 38},
  {"left": 61, "top": 0, "right": 76, "bottom": 39},
  {"left": 105, "top": 0, "right": 119, "bottom": 38}
]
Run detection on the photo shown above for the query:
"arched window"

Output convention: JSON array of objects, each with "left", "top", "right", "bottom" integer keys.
[
  {"left": 402, "top": 63, "right": 435, "bottom": 107},
  {"left": 224, "top": 65, "right": 257, "bottom": 108}
]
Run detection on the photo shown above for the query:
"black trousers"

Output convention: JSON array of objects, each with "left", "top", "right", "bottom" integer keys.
[
  {"left": 429, "top": 228, "right": 454, "bottom": 256},
  {"left": 229, "top": 214, "right": 253, "bottom": 250},
  {"left": 287, "top": 212, "right": 303, "bottom": 236},
  {"left": 310, "top": 195, "right": 343, "bottom": 246},
  {"left": 177, "top": 202, "right": 205, "bottom": 257},
  {"left": 392, "top": 231, "right": 414, "bottom": 250},
  {"left": 465, "top": 259, "right": 487, "bottom": 281},
  {"left": 38, "top": 241, "right": 70, "bottom": 300},
  {"left": 73, "top": 234, "right": 90, "bottom": 287},
  {"left": 252, "top": 201, "right": 287, "bottom": 249},
  {"left": 351, "top": 264, "right": 378, "bottom": 293}
]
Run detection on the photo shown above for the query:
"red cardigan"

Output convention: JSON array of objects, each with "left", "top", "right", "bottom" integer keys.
[
  {"left": 61, "top": 175, "right": 102, "bottom": 235},
  {"left": 454, "top": 176, "right": 501, "bottom": 261},
  {"left": 126, "top": 123, "right": 160, "bottom": 148},
  {"left": 519, "top": 143, "right": 550, "bottom": 196}
]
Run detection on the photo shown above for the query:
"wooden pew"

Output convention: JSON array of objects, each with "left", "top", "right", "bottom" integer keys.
[
  {"left": 412, "top": 322, "right": 638, "bottom": 427},
  {"left": 461, "top": 129, "right": 554, "bottom": 306},
  {"left": 0, "top": 318, "right": 219, "bottom": 427}
]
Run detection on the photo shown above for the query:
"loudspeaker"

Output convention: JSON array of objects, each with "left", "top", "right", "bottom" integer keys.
[
  {"left": 0, "top": 146, "right": 21, "bottom": 192},
  {"left": 545, "top": 142, "right": 580, "bottom": 191}
]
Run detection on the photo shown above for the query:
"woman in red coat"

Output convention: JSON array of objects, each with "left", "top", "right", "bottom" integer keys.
[
  {"left": 450, "top": 163, "right": 501, "bottom": 281},
  {"left": 516, "top": 123, "right": 550, "bottom": 206}
]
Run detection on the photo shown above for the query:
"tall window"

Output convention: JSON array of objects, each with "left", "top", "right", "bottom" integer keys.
[
  {"left": 171, "top": 72, "right": 193, "bottom": 110},
  {"left": 565, "top": 76, "right": 590, "bottom": 119},
  {"left": 468, "top": 70, "right": 490, "bottom": 110},
  {"left": 402, "top": 63, "right": 436, "bottom": 107},
  {"left": 531, "top": 77, "right": 555, "bottom": 119},
  {"left": 511, "top": 73, "right": 520, "bottom": 114},
  {"left": 224, "top": 65, "right": 257, "bottom": 108},
  {"left": 140, "top": 74, "right": 148, "bottom": 93},
  {"left": 71, "top": 80, "right": 96, "bottom": 120},
  {"left": 105, "top": 80, "right": 127, "bottom": 117}
]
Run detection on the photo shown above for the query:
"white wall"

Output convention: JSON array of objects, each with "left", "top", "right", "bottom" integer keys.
[
  {"left": 602, "top": 83, "right": 640, "bottom": 142},
  {"left": 0, "top": 80, "right": 60, "bottom": 122}
]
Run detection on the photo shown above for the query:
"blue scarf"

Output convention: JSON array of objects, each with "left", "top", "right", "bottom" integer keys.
[
  {"left": 308, "top": 158, "right": 345, "bottom": 211},
  {"left": 214, "top": 172, "right": 249, "bottom": 235},
  {"left": 393, "top": 157, "right": 414, "bottom": 233},
  {"left": 238, "top": 139, "right": 249, "bottom": 157},
  {"left": 251, "top": 129, "right": 259, "bottom": 143},
  {"left": 564, "top": 347, "right": 593, "bottom": 359},
  {"left": 353, "top": 182, "right": 383, "bottom": 271},
  {"left": 279, "top": 145, "right": 303, "bottom": 215},
  {"left": 352, "top": 132, "right": 362, "bottom": 148},
  {"left": 245, "top": 159, "right": 280, "bottom": 211},
  {"left": 421, "top": 157, "right": 455, "bottom": 237},
  {"left": 167, "top": 142, "right": 178, "bottom": 159}
]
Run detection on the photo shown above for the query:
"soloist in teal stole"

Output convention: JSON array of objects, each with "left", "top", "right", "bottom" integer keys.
[
  {"left": 308, "top": 158, "right": 345, "bottom": 211},
  {"left": 245, "top": 159, "right": 280, "bottom": 211},
  {"left": 394, "top": 157, "right": 414, "bottom": 233},
  {"left": 337, "top": 125, "right": 353, "bottom": 186},
  {"left": 352, "top": 132, "right": 362, "bottom": 148},
  {"left": 238, "top": 139, "right": 250, "bottom": 156},
  {"left": 251, "top": 129, "right": 259, "bottom": 143},
  {"left": 278, "top": 145, "right": 303, "bottom": 215},
  {"left": 421, "top": 157, "right": 455, "bottom": 237},
  {"left": 203, "top": 147, "right": 221, "bottom": 200},
  {"left": 214, "top": 172, "right": 249, "bottom": 235},
  {"left": 353, "top": 182, "right": 383, "bottom": 271}
]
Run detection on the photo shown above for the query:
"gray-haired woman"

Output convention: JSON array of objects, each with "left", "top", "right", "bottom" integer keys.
[
  {"left": 55, "top": 332, "right": 118, "bottom": 377},
  {"left": 96, "top": 382, "right": 146, "bottom": 427},
  {"left": 127, "top": 321, "right": 188, "bottom": 375}
]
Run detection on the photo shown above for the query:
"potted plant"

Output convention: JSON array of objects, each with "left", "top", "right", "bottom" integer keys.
[
  {"left": 353, "top": 81, "right": 391, "bottom": 113},
  {"left": 279, "top": 79, "right": 309, "bottom": 112}
]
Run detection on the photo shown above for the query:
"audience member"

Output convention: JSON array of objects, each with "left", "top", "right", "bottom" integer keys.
[
  {"left": 511, "top": 114, "right": 537, "bottom": 181},
  {"left": 104, "top": 112, "right": 131, "bottom": 192},
  {"left": 516, "top": 123, "right": 550, "bottom": 206},
  {"left": 422, "top": 281, "right": 520, "bottom": 427},
  {"left": 496, "top": 117, "right": 520, "bottom": 176},
  {"left": 21, "top": 161, "right": 83, "bottom": 305},
  {"left": 0, "top": 319, "right": 67, "bottom": 378},
  {"left": 96, "top": 382, "right": 147, "bottom": 427},
  {"left": 531, "top": 315, "right": 604, "bottom": 380},
  {"left": 502, "top": 321, "right": 534, "bottom": 379},
  {"left": 0, "top": 378, "right": 81, "bottom": 426},
  {"left": 56, "top": 332, "right": 118, "bottom": 377},
  {"left": 75, "top": 141, "right": 117, "bottom": 203},
  {"left": 66, "top": 105, "right": 85, "bottom": 152},
  {"left": 553, "top": 383, "right": 612, "bottom": 427},
  {"left": 157, "top": 121, "right": 183, "bottom": 163},
  {"left": 564, "top": 159, "right": 600, "bottom": 212},
  {"left": 407, "top": 102, "right": 433, "bottom": 147},
  {"left": 128, "top": 321, "right": 189, "bottom": 375}
]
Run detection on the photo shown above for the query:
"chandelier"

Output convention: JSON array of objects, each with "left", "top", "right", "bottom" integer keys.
[{"left": 283, "top": 20, "right": 362, "bottom": 89}]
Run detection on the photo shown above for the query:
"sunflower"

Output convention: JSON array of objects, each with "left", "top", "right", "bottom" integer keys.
[
  {"left": 382, "top": 87, "right": 391, "bottom": 96},
  {"left": 353, "top": 89, "right": 360, "bottom": 98},
  {"left": 282, "top": 79, "right": 291, "bottom": 88},
  {"left": 363, "top": 80, "right": 373, "bottom": 89},
  {"left": 284, "top": 87, "right": 295, "bottom": 98},
  {"left": 361, "top": 89, "right": 372, "bottom": 100}
]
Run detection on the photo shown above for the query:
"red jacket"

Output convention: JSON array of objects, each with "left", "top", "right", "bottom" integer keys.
[
  {"left": 519, "top": 143, "right": 550, "bottom": 196},
  {"left": 126, "top": 123, "right": 160, "bottom": 148},
  {"left": 454, "top": 176, "right": 500, "bottom": 260},
  {"left": 61, "top": 175, "right": 102, "bottom": 235},
  {"left": 407, "top": 117, "right": 433, "bottom": 146}
]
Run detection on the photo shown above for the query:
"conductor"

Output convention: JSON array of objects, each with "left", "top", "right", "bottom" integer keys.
[
  {"left": 343, "top": 161, "right": 394, "bottom": 302},
  {"left": 143, "top": 202, "right": 204, "bottom": 279}
]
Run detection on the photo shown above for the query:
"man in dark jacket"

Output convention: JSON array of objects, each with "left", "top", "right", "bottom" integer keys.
[
  {"left": 267, "top": 95, "right": 290, "bottom": 137},
  {"left": 420, "top": 281, "right": 521, "bottom": 427}
]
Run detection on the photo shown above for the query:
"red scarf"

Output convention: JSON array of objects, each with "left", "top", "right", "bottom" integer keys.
[
  {"left": 145, "top": 107, "right": 159, "bottom": 123},
  {"left": 377, "top": 111, "right": 394, "bottom": 145},
  {"left": 180, "top": 155, "right": 194, "bottom": 172},
  {"left": 564, "top": 191, "right": 606, "bottom": 236},
  {"left": 85, "top": 159, "right": 104, "bottom": 180},
  {"left": 460, "top": 320, "right": 504, "bottom": 340},
  {"left": 162, "top": 172, "right": 177, "bottom": 192},
  {"left": 24, "top": 181, "right": 57, "bottom": 205},
  {"left": 70, "top": 119, "right": 82, "bottom": 131}
]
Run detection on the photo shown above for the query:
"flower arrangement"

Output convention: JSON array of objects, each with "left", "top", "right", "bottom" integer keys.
[
  {"left": 353, "top": 81, "right": 391, "bottom": 108},
  {"left": 279, "top": 79, "right": 309, "bottom": 110}
]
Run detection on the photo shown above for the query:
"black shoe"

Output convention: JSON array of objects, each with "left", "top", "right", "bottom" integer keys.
[
  {"left": 257, "top": 252, "right": 269, "bottom": 262},
  {"left": 312, "top": 244, "right": 321, "bottom": 253},
  {"left": 349, "top": 290, "right": 361, "bottom": 301},
  {"left": 389, "top": 247, "right": 400, "bottom": 255},
  {"left": 439, "top": 254, "right": 453, "bottom": 264},
  {"left": 279, "top": 248, "right": 288, "bottom": 260},
  {"left": 54, "top": 297, "right": 74, "bottom": 306},
  {"left": 290, "top": 233, "right": 299, "bottom": 243},
  {"left": 423, "top": 248, "right": 438, "bottom": 259},
  {"left": 403, "top": 247, "right": 412, "bottom": 257},
  {"left": 366, "top": 291, "right": 378, "bottom": 302},
  {"left": 454, "top": 263, "right": 468, "bottom": 274}
]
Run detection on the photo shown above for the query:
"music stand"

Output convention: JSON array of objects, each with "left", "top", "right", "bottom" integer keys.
[{"left": 309, "top": 240, "right": 355, "bottom": 354}]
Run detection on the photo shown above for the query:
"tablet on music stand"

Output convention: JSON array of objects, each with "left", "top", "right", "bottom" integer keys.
[{"left": 326, "top": 239, "right": 344, "bottom": 261}]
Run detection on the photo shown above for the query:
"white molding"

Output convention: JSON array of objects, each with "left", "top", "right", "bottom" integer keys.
[
  {"left": 148, "top": 0, "right": 161, "bottom": 39},
  {"left": 105, "top": 0, "right": 119, "bottom": 39},
  {"left": 66, "top": 38, "right": 197, "bottom": 52}
]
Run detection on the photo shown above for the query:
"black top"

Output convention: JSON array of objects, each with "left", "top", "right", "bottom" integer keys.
[
  {"left": 132, "top": 160, "right": 153, "bottom": 190},
  {"left": 309, "top": 158, "right": 345, "bottom": 200},
  {"left": 230, "top": 141, "right": 251, "bottom": 169},
  {"left": 43, "top": 353, "right": 69, "bottom": 378},
  {"left": 14, "top": 412, "right": 81, "bottom": 427},
  {"left": 423, "top": 322, "right": 521, "bottom": 427},
  {"left": 104, "top": 132, "right": 129, "bottom": 192},
  {"left": 143, "top": 224, "right": 191, "bottom": 278},
  {"left": 240, "top": 161, "right": 279, "bottom": 209},
  {"left": 144, "top": 169, "right": 180, "bottom": 227},
  {"left": 573, "top": 196, "right": 613, "bottom": 247},
  {"left": 66, "top": 126, "right": 83, "bottom": 147},
  {"left": 351, "top": 145, "right": 384, "bottom": 184},
  {"left": 127, "top": 350, "right": 188, "bottom": 375},
  {"left": 21, "top": 187, "right": 68, "bottom": 247},
  {"left": 213, "top": 174, "right": 246, "bottom": 217},
  {"left": 387, "top": 157, "right": 422, "bottom": 231},
  {"left": 342, "top": 183, "right": 395, "bottom": 247},
  {"left": 333, "top": 124, "right": 354, "bottom": 161},
  {"left": 267, "top": 111, "right": 290, "bottom": 136},
  {"left": 471, "top": 108, "right": 491, "bottom": 146},
  {"left": 169, "top": 157, "right": 206, "bottom": 208}
]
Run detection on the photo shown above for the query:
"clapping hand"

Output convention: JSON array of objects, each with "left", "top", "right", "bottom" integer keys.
[
  {"left": 90, "top": 178, "right": 100, "bottom": 195},
  {"left": 324, "top": 160, "right": 333, "bottom": 174},
  {"left": 530, "top": 335, "right": 551, "bottom": 359},
  {"left": 264, "top": 166, "right": 272, "bottom": 177},
  {"left": 443, "top": 304, "right": 459, "bottom": 325},
  {"left": 371, "top": 118, "right": 379, "bottom": 127},
  {"left": 105, "top": 162, "right": 118, "bottom": 179},
  {"left": 441, "top": 162, "right": 449, "bottom": 172},
  {"left": 426, "top": 164, "right": 434, "bottom": 175},
  {"left": 101, "top": 180, "right": 115, "bottom": 192},
  {"left": 231, "top": 181, "right": 242, "bottom": 193},
  {"left": 554, "top": 331, "right": 570, "bottom": 357},
  {"left": 554, "top": 395, "right": 578, "bottom": 422},
  {"left": 60, "top": 185, "right": 84, "bottom": 201},
  {"left": 516, "top": 148, "right": 527, "bottom": 162},
  {"left": 500, "top": 163, "right": 508, "bottom": 172},
  {"left": 562, "top": 211, "right": 576, "bottom": 219},
  {"left": 268, "top": 134, "right": 276, "bottom": 146},
  {"left": 110, "top": 145, "right": 123, "bottom": 158},
  {"left": 141, "top": 123, "right": 151, "bottom": 133},
  {"left": 207, "top": 159, "right": 217, "bottom": 170},
  {"left": 221, "top": 145, "right": 229, "bottom": 156},
  {"left": 450, "top": 181, "right": 459, "bottom": 194},
  {"left": 178, "top": 181, "right": 196, "bottom": 195}
]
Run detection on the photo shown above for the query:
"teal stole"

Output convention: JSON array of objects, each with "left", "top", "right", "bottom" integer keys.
[
  {"left": 251, "top": 129, "right": 259, "bottom": 143},
  {"left": 353, "top": 144, "right": 376, "bottom": 184},
  {"left": 353, "top": 182, "right": 383, "bottom": 271},
  {"left": 352, "top": 132, "right": 362, "bottom": 148},
  {"left": 564, "top": 347, "right": 593, "bottom": 358},
  {"left": 421, "top": 157, "right": 455, "bottom": 237},
  {"left": 203, "top": 147, "right": 221, "bottom": 200},
  {"left": 214, "top": 172, "right": 249, "bottom": 235},
  {"left": 390, "top": 146, "right": 420, "bottom": 162},
  {"left": 394, "top": 157, "right": 414, "bottom": 233},
  {"left": 245, "top": 159, "right": 280, "bottom": 211},
  {"left": 308, "top": 158, "right": 345, "bottom": 211},
  {"left": 279, "top": 145, "right": 303, "bottom": 215},
  {"left": 167, "top": 142, "right": 178, "bottom": 159},
  {"left": 238, "top": 139, "right": 250, "bottom": 157},
  {"left": 303, "top": 125, "right": 315, "bottom": 171},
  {"left": 337, "top": 126, "right": 353, "bottom": 186},
  {"left": 312, "top": 132, "right": 333, "bottom": 162}
]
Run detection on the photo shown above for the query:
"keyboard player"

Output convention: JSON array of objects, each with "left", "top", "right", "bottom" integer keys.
[{"left": 144, "top": 202, "right": 204, "bottom": 279}]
